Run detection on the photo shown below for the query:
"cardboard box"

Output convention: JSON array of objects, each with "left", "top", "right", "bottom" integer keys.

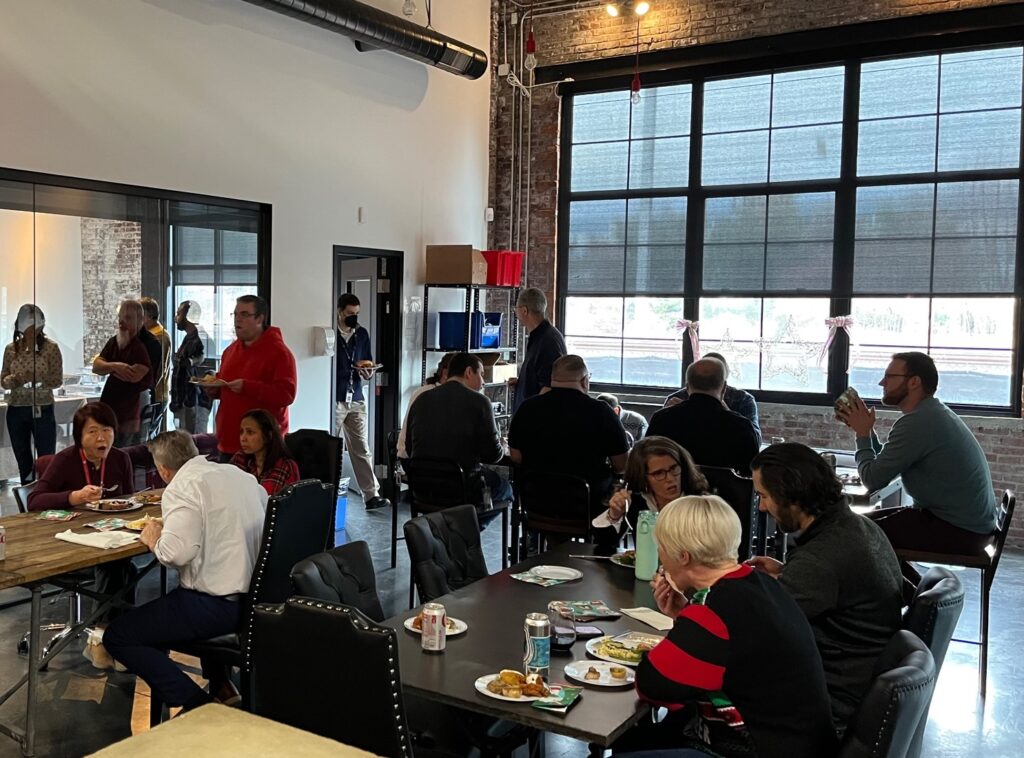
[
  {"left": 478, "top": 351, "right": 518, "bottom": 384},
  {"left": 426, "top": 245, "right": 488, "bottom": 285}
]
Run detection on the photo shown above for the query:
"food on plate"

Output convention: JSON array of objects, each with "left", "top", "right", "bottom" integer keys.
[
  {"left": 596, "top": 638, "right": 654, "bottom": 664},
  {"left": 355, "top": 360, "right": 375, "bottom": 369},
  {"left": 126, "top": 515, "right": 162, "bottom": 531},
  {"left": 411, "top": 610, "right": 456, "bottom": 631},
  {"left": 584, "top": 666, "right": 601, "bottom": 681},
  {"left": 97, "top": 499, "right": 134, "bottom": 512},
  {"left": 133, "top": 493, "right": 162, "bottom": 505},
  {"left": 610, "top": 666, "right": 627, "bottom": 680},
  {"left": 486, "top": 669, "right": 549, "bottom": 699},
  {"left": 616, "top": 550, "right": 636, "bottom": 566}
]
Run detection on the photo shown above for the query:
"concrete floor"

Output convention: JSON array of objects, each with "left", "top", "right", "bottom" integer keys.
[{"left": 0, "top": 474, "right": 1019, "bottom": 758}]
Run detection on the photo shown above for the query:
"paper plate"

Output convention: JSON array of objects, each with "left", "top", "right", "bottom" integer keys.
[
  {"left": 564, "top": 660, "right": 635, "bottom": 687},
  {"left": 474, "top": 674, "right": 546, "bottom": 702},
  {"left": 531, "top": 565, "right": 583, "bottom": 581},
  {"left": 403, "top": 616, "right": 468, "bottom": 637}
]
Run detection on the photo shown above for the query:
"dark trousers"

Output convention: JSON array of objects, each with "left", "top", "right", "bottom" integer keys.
[
  {"left": 6, "top": 404, "right": 56, "bottom": 484},
  {"left": 481, "top": 468, "right": 513, "bottom": 503},
  {"left": 104, "top": 588, "right": 241, "bottom": 707}
]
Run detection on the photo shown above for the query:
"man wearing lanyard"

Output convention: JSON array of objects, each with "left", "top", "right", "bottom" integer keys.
[{"left": 335, "top": 294, "right": 390, "bottom": 511}]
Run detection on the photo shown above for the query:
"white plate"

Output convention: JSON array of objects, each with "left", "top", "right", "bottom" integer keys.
[
  {"left": 564, "top": 660, "right": 635, "bottom": 687},
  {"left": 585, "top": 633, "right": 662, "bottom": 667},
  {"left": 531, "top": 565, "right": 582, "bottom": 581},
  {"left": 474, "top": 674, "right": 546, "bottom": 703},
  {"left": 84, "top": 499, "right": 144, "bottom": 513},
  {"left": 609, "top": 551, "right": 635, "bottom": 568},
  {"left": 188, "top": 377, "right": 225, "bottom": 387},
  {"left": 404, "top": 616, "right": 468, "bottom": 637}
]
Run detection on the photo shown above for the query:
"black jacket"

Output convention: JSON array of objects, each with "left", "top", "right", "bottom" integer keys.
[
  {"left": 513, "top": 319, "right": 566, "bottom": 413},
  {"left": 646, "top": 393, "right": 759, "bottom": 472}
]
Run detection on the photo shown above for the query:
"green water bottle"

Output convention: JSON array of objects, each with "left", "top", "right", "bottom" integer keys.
[{"left": 634, "top": 510, "right": 658, "bottom": 581}]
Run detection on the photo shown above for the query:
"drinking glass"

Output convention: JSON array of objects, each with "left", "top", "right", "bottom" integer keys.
[{"left": 548, "top": 601, "right": 576, "bottom": 653}]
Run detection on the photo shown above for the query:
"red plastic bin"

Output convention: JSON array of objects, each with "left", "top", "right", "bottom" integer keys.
[
  {"left": 482, "top": 250, "right": 525, "bottom": 287},
  {"left": 481, "top": 250, "right": 504, "bottom": 285}
]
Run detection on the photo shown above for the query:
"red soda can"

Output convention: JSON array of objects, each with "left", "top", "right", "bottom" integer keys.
[{"left": 420, "top": 602, "right": 447, "bottom": 652}]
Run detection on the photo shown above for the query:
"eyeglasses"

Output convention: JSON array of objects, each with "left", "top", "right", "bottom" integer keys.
[
  {"left": 647, "top": 463, "right": 681, "bottom": 481},
  {"left": 882, "top": 373, "right": 909, "bottom": 380},
  {"left": 232, "top": 311, "right": 257, "bottom": 319}
]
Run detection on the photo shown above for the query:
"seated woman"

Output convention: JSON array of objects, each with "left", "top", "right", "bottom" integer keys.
[
  {"left": 615, "top": 495, "right": 837, "bottom": 757},
  {"left": 27, "top": 401, "right": 136, "bottom": 670},
  {"left": 231, "top": 408, "right": 300, "bottom": 496},
  {"left": 594, "top": 436, "right": 708, "bottom": 551}
]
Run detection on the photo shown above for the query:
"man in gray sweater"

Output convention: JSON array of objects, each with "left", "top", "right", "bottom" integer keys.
[
  {"left": 837, "top": 352, "right": 997, "bottom": 559},
  {"left": 406, "top": 352, "right": 511, "bottom": 502},
  {"left": 748, "top": 443, "right": 903, "bottom": 731}
]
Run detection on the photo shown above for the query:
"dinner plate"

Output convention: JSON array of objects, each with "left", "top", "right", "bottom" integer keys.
[
  {"left": 609, "top": 551, "right": 635, "bottom": 568},
  {"left": 585, "top": 632, "right": 662, "bottom": 667},
  {"left": 188, "top": 377, "right": 225, "bottom": 387},
  {"left": 84, "top": 499, "right": 144, "bottom": 513},
  {"left": 403, "top": 616, "right": 468, "bottom": 637},
  {"left": 474, "top": 674, "right": 546, "bottom": 703},
  {"left": 531, "top": 565, "right": 582, "bottom": 581},
  {"left": 564, "top": 660, "right": 635, "bottom": 687},
  {"left": 123, "top": 516, "right": 162, "bottom": 532}
]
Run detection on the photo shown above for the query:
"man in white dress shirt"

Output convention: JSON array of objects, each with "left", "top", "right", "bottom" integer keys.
[{"left": 105, "top": 430, "right": 267, "bottom": 710}]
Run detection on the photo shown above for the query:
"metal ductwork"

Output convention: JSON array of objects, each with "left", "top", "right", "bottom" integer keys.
[{"left": 241, "top": 0, "right": 488, "bottom": 79}]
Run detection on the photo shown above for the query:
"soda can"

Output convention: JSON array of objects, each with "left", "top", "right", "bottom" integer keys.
[
  {"left": 523, "top": 612, "right": 551, "bottom": 678},
  {"left": 821, "top": 452, "right": 838, "bottom": 471},
  {"left": 0, "top": 525, "right": 6, "bottom": 561},
  {"left": 420, "top": 602, "right": 447, "bottom": 653}
]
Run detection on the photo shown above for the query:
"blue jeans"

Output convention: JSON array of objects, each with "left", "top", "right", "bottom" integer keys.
[
  {"left": 104, "top": 588, "right": 241, "bottom": 707},
  {"left": 481, "top": 467, "right": 513, "bottom": 503},
  {"left": 6, "top": 404, "right": 56, "bottom": 484}
]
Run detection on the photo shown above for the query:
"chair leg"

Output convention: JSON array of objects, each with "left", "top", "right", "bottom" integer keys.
[
  {"left": 980, "top": 568, "right": 991, "bottom": 698},
  {"left": 502, "top": 508, "right": 509, "bottom": 570},
  {"left": 391, "top": 491, "right": 399, "bottom": 569}
]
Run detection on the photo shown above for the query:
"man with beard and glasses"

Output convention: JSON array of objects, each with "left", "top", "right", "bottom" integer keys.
[
  {"left": 836, "top": 351, "right": 997, "bottom": 576},
  {"left": 169, "top": 300, "right": 213, "bottom": 434},
  {"left": 748, "top": 443, "right": 903, "bottom": 732},
  {"left": 93, "top": 300, "right": 153, "bottom": 447}
]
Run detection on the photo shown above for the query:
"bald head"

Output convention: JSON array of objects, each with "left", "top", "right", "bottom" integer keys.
[
  {"left": 686, "top": 358, "right": 726, "bottom": 397},
  {"left": 551, "top": 354, "right": 590, "bottom": 391}
]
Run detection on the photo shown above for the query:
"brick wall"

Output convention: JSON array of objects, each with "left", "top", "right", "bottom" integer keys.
[{"left": 80, "top": 218, "right": 142, "bottom": 363}]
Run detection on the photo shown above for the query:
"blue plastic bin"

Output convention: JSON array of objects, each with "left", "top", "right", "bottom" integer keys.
[{"left": 335, "top": 476, "right": 350, "bottom": 531}]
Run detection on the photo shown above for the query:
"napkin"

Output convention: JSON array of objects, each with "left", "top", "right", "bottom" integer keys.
[
  {"left": 55, "top": 530, "right": 139, "bottom": 550},
  {"left": 620, "top": 607, "right": 675, "bottom": 631},
  {"left": 511, "top": 571, "right": 567, "bottom": 587}
]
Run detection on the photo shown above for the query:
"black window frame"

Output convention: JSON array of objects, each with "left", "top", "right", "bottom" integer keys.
[{"left": 554, "top": 20, "right": 1024, "bottom": 417}]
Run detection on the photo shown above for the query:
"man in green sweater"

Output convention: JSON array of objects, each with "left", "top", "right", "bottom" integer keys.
[{"left": 837, "top": 351, "right": 997, "bottom": 561}]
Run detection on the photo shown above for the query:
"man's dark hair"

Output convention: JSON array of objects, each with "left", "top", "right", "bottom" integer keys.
[
  {"left": 892, "top": 351, "right": 938, "bottom": 396},
  {"left": 73, "top": 402, "right": 119, "bottom": 448},
  {"left": 447, "top": 352, "right": 482, "bottom": 378},
  {"left": 139, "top": 297, "right": 160, "bottom": 322},
  {"left": 237, "top": 295, "right": 269, "bottom": 322},
  {"left": 750, "top": 443, "right": 844, "bottom": 517},
  {"left": 337, "top": 293, "right": 360, "bottom": 310}
]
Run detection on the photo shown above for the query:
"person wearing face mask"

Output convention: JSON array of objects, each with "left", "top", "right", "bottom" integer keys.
[
  {"left": 93, "top": 300, "right": 152, "bottom": 447},
  {"left": 334, "top": 293, "right": 390, "bottom": 510},
  {"left": 613, "top": 495, "right": 837, "bottom": 757},
  {"left": 169, "top": 300, "right": 213, "bottom": 434},
  {"left": 1, "top": 305, "right": 63, "bottom": 484}
]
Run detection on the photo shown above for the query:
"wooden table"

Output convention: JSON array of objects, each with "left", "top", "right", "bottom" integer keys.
[
  {"left": 383, "top": 543, "right": 660, "bottom": 753},
  {"left": 88, "top": 704, "right": 381, "bottom": 757},
  {"left": 0, "top": 504, "right": 162, "bottom": 756},
  {"left": 837, "top": 466, "right": 904, "bottom": 514}
]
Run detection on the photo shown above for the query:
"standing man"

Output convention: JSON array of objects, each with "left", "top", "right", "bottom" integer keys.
[
  {"left": 140, "top": 297, "right": 172, "bottom": 435},
  {"left": 93, "top": 300, "right": 152, "bottom": 447},
  {"left": 169, "top": 300, "right": 213, "bottom": 434},
  {"left": 335, "top": 293, "right": 390, "bottom": 511},
  {"left": 510, "top": 287, "right": 566, "bottom": 414},
  {"left": 206, "top": 295, "right": 296, "bottom": 460}
]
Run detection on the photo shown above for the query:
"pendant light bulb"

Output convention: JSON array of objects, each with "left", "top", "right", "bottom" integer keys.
[
  {"left": 631, "top": 73, "right": 642, "bottom": 105},
  {"left": 606, "top": 3, "right": 620, "bottom": 17},
  {"left": 524, "top": 30, "right": 537, "bottom": 72},
  {"left": 634, "top": 1, "right": 650, "bottom": 15},
  {"left": 402, "top": 0, "right": 416, "bottom": 17}
]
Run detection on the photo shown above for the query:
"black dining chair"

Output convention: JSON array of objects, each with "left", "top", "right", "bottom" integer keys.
[
  {"left": 12, "top": 481, "right": 36, "bottom": 514},
  {"left": 386, "top": 429, "right": 406, "bottom": 569},
  {"left": 698, "top": 465, "right": 757, "bottom": 561},
  {"left": 894, "top": 488, "right": 1015, "bottom": 697},
  {"left": 836, "top": 630, "right": 936, "bottom": 758},
  {"left": 285, "top": 429, "right": 344, "bottom": 547},
  {"left": 290, "top": 540, "right": 385, "bottom": 622},
  {"left": 251, "top": 597, "right": 413, "bottom": 758},
  {"left": 516, "top": 471, "right": 591, "bottom": 555},
  {"left": 149, "top": 480, "right": 335, "bottom": 725},
  {"left": 404, "top": 504, "right": 489, "bottom": 605}
]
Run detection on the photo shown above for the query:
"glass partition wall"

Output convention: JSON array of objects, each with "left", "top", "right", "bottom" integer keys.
[{"left": 0, "top": 171, "right": 268, "bottom": 483}]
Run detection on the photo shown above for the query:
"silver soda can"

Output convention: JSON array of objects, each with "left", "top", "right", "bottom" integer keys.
[
  {"left": 421, "top": 602, "right": 447, "bottom": 653},
  {"left": 0, "top": 525, "right": 6, "bottom": 561},
  {"left": 523, "top": 612, "right": 551, "bottom": 678}
]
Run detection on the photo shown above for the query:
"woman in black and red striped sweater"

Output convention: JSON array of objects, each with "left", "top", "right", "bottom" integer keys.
[{"left": 617, "top": 495, "right": 838, "bottom": 758}]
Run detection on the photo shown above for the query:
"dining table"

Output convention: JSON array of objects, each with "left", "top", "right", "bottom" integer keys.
[
  {"left": 0, "top": 501, "right": 163, "bottom": 757},
  {"left": 383, "top": 542, "right": 665, "bottom": 756}
]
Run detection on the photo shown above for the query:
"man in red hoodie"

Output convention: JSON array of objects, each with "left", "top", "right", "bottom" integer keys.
[{"left": 205, "top": 295, "right": 297, "bottom": 459}]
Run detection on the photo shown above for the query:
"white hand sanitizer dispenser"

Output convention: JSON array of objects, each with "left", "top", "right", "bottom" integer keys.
[{"left": 312, "top": 327, "right": 336, "bottom": 357}]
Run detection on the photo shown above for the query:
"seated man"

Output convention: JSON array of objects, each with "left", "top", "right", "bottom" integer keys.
[
  {"left": 104, "top": 430, "right": 268, "bottom": 710},
  {"left": 646, "top": 357, "right": 759, "bottom": 473},
  {"left": 406, "top": 352, "right": 512, "bottom": 502},
  {"left": 748, "top": 443, "right": 903, "bottom": 731},
  {"left": 596, "top": 392, "right": 648, "bottom": 446},
  {"left": 836, "top": 352, "right": 997, "bottom": 565},
  {"left": 509, "top": 356, "right": 629, "bottom": 514},
  {"left": 665, "top": 351, "right": 760, "bottom": 442}
]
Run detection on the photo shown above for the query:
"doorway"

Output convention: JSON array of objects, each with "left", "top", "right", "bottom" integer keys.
[{"left": 332, "top": 246, "right": 403, "bottom": 504}]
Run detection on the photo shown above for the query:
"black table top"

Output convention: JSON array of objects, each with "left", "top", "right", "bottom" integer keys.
[{"left": 383, "top": 543, "right": 664, "bottom": 747}]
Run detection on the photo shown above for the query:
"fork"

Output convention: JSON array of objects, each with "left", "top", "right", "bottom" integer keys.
[{"left": 101, "top": 485, "right": 119, "bottom": 493}]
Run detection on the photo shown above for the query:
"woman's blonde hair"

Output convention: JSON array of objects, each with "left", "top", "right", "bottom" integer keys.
[{"left": 654, "top": 495, "right": 741, "bottom": 567}]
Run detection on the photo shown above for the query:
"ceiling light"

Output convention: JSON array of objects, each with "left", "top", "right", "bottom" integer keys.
[
  {"left": 634, "top": 1, "right": 650, "bottom": 15},
  {"left": 606, "top": 3, "right": 620, "bottom": 16}
]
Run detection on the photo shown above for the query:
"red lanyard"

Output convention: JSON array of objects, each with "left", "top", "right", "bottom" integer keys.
[{"left": 80, "top": 449, "right": 106, "bottom": 490}]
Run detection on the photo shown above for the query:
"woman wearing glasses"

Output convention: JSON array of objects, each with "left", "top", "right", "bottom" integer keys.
[{"left": 595, "top": 436, "right": 708, "bottom": 550}]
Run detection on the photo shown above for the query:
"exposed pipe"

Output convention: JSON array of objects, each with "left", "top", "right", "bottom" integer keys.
[{"left": 240, "top": 0, "right": 488, "bottom": 79}]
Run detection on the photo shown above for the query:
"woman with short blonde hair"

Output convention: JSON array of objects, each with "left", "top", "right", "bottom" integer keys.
[{"left": 653, "top": 494, "right": 741, "bottom": 568}]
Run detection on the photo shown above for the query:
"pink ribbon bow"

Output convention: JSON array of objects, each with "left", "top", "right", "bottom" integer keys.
[
  {"left": 818, "top": 315, "right": 854, "bottom": 367},
  {"left": 675, "top": 319, "right": 701, "bottom": 360}
]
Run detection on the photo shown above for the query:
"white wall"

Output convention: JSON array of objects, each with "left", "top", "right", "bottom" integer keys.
[{"left": 0, "top": 0, "right": 492, "bottom": 430}]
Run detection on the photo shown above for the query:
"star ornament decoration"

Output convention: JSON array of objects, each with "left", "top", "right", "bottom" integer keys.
[
  {"left": 701, "top": 328, "right": 758, "bottom": 385},
  {"left": 756, "top": 315, "right": 821, "bottom": 384}
]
